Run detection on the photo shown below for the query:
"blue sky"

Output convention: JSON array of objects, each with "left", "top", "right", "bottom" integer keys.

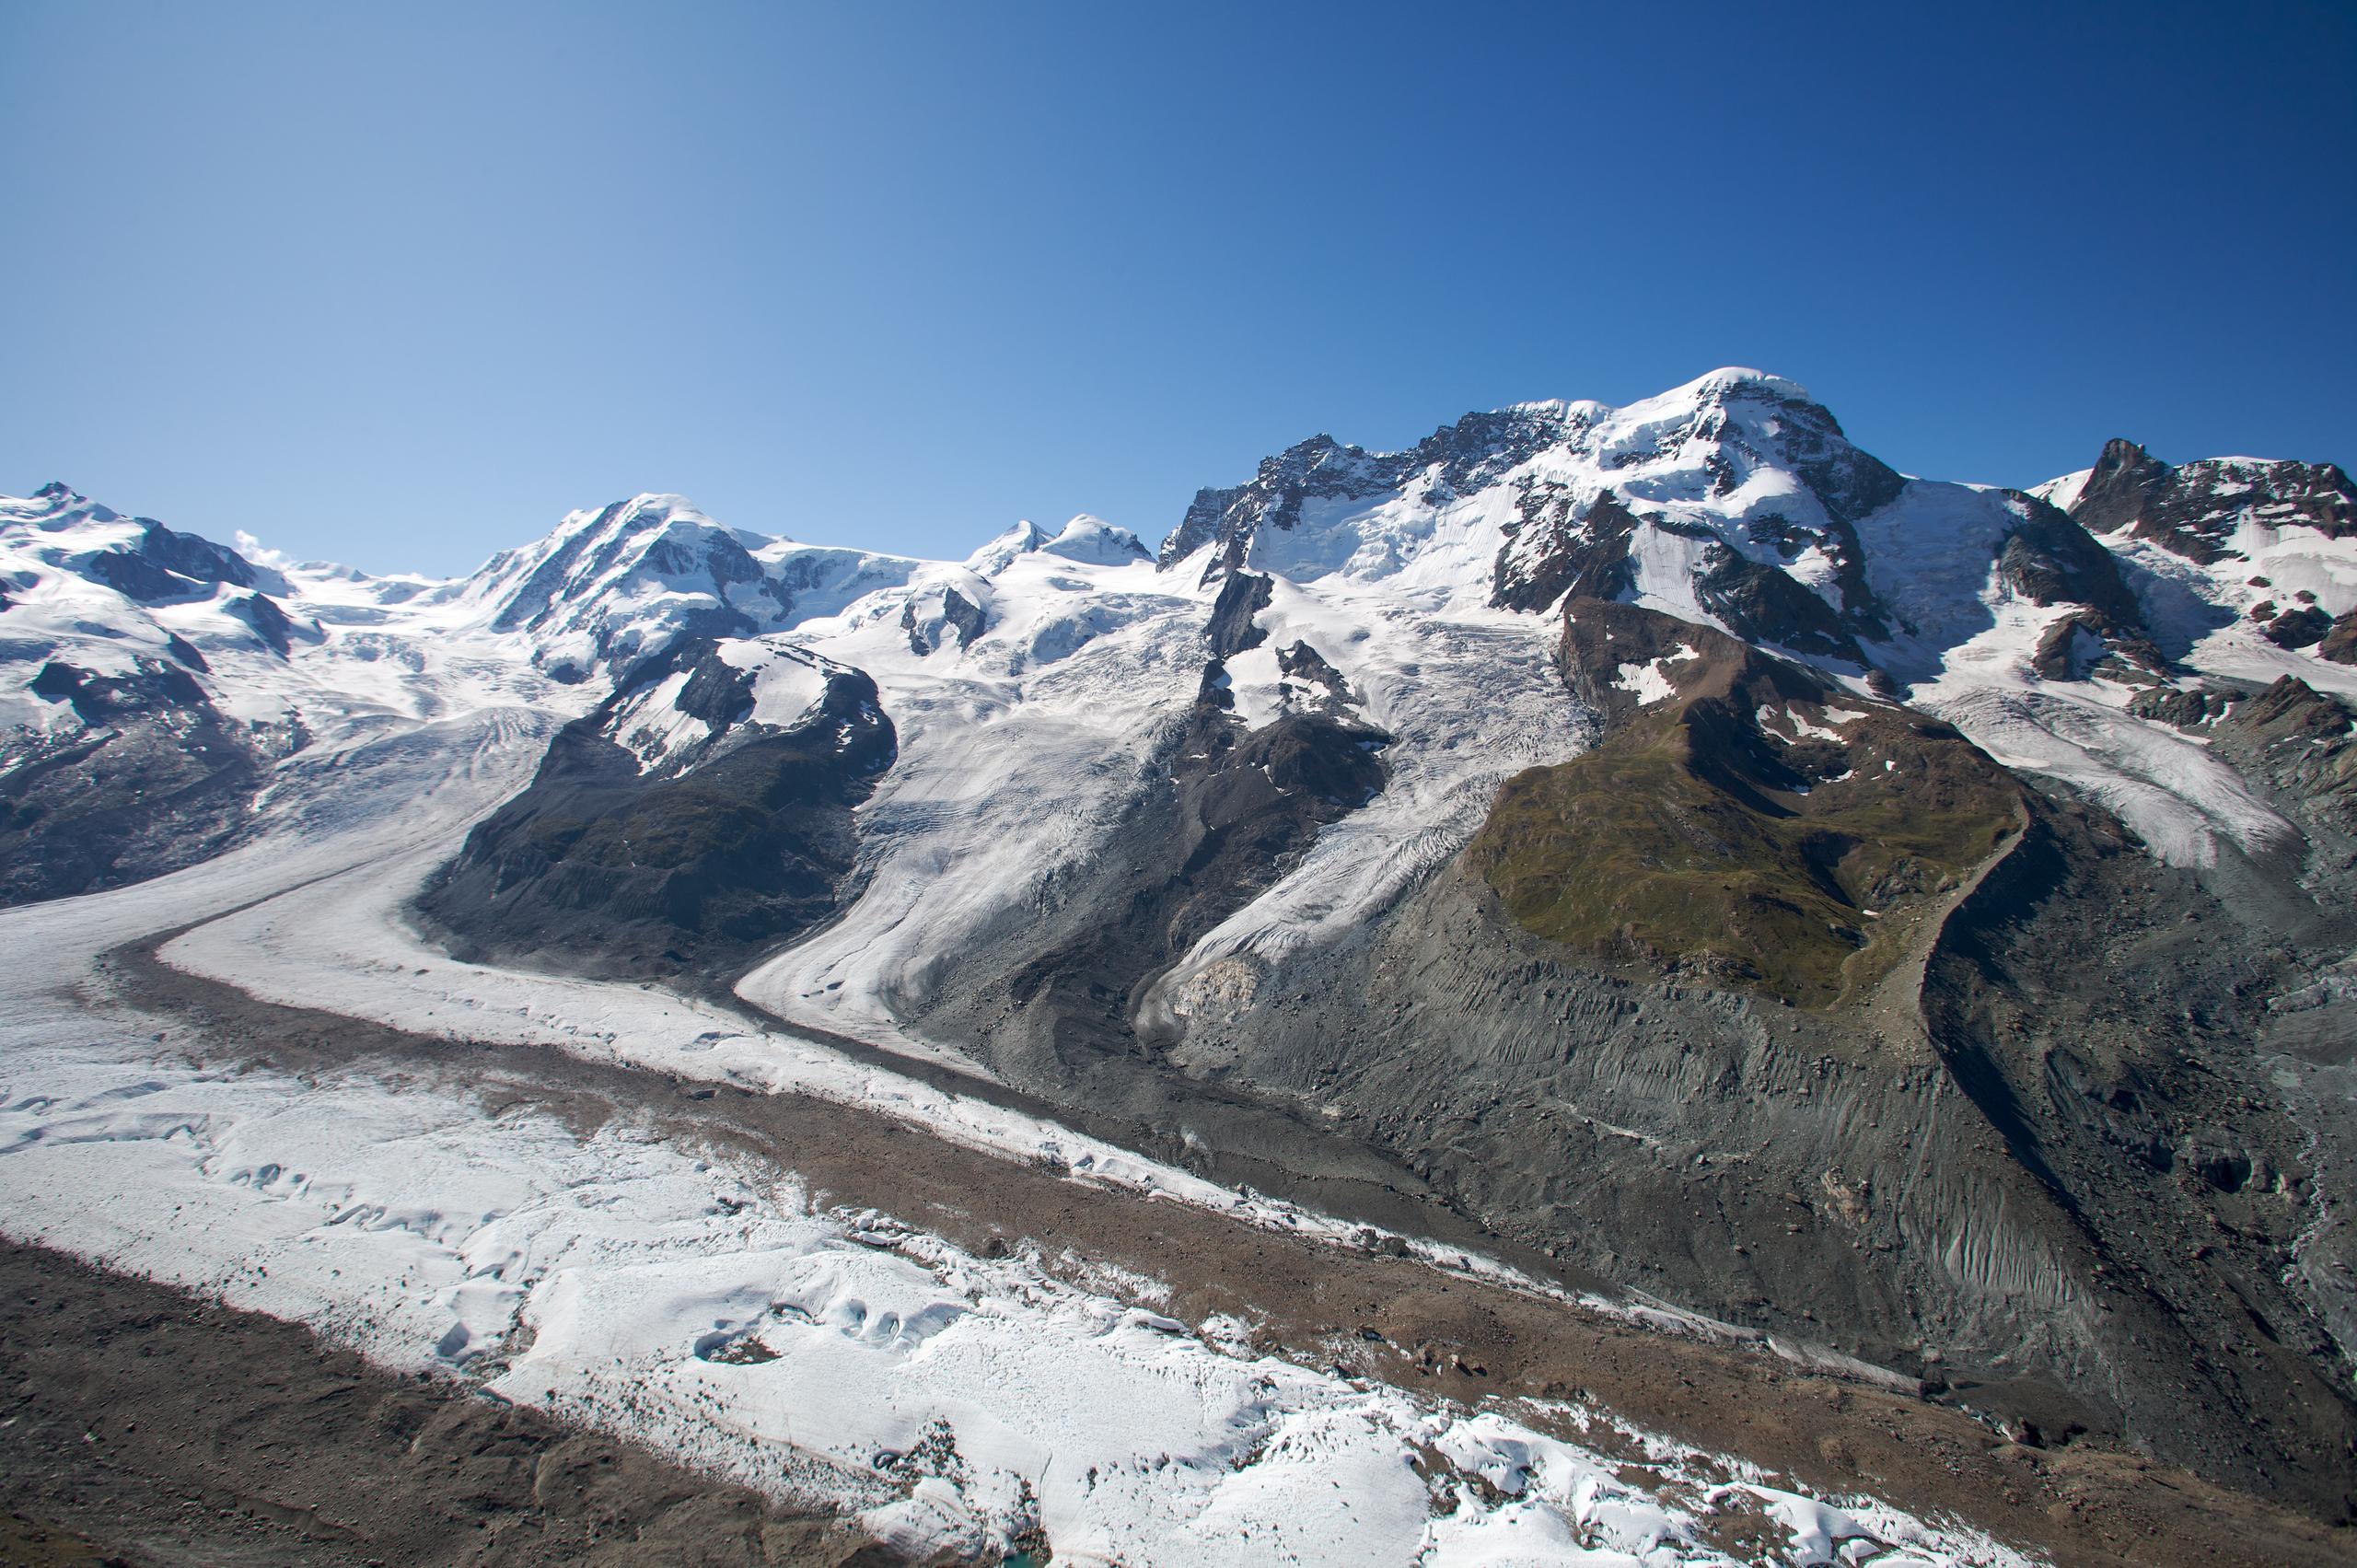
[{"left": 4, "top": 1, "right": 2351, "bottom": 575}]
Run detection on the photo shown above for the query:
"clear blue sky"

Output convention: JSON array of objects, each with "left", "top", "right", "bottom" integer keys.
[{"left": 4, "top": 2, "right": 2351, "bottom": 575}]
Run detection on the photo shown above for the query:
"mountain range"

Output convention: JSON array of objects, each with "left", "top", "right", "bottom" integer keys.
[{"left": 6, "top": 366, "right": 2356, "bottom": 1548}]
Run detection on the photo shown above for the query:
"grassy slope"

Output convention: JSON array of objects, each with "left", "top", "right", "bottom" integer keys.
[{"left": 1468, "top": 602, "right": 2023, "bottom": 1007}]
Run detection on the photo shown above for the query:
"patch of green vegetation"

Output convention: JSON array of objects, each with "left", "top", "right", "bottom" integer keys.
[{"left": 1468, "top": 700, "right": 2021, "bottom": 1008}]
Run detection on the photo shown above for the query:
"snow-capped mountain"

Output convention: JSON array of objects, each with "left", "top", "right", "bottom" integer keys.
[
  {"left": 6, "top": 368, "right": 2357, "bottom": 1522},
  {"left": 456, "top": 493, "right": 931, "bottom": 682}
]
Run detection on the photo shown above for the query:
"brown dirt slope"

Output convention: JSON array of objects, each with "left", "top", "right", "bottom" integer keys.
[{"left": 0, "top": 1240, "right": 894, "bottom": 1568}]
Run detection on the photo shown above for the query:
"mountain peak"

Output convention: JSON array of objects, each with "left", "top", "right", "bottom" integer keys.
[
  {"left": 966, "top": 519, "right": 1052, "bottom": 575},
  {"left": 2, "top": 483, "right": 122, "bottom": 531},
  {"left": 2064, "top": 435, "right": 2354, "bottom": 564},
  {"left": 470, "top": 492, "right": 772, "bottom": 677},
  {"left": 1667, "top": 366, "right": 1814, "bottom": 405},
  {"left": 1042, "top": 514, "right": 1149, "bottom": 565},
  {"left": 1155, "top": 367, "right": 1882, "bottom": 586}
]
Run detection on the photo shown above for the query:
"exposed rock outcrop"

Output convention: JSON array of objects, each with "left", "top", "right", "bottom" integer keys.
[
  {"left": 2070, "top": 438, "right": 2355, "bottom": 564},
  {"left": 422, "top": 638, "right": 895, "bottom": 980}
]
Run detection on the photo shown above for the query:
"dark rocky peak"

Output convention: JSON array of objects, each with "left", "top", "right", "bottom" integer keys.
[
  {"left": 941, "top": 587, "right": 986, "bottom": 646},
  {"left": 1490, "top": 488, "right": 1642, "bottom": 612},
  {"left": 1994, "top": 494, "right": 2161, "bottom": 676},
  {"left": 1996, "top": 495, "right": 2143, "bottom": 627},
  {"left": 2127, "top": 684, "right": 2233, "bottom": 730},
  {"left": 1402, "top": 401, "right": 1585, "bottom": 494},
  {"left": 2070, "top": 438, "right": 2175, "bottom": 538},
  {"left": 1158, "top": 434, "right": 1407, "bottom": 578},
  {"left": 426, "top": 636, "right": 896, "bottom": 981},
  {"left": 1204, "top": 570, "right": 1273, "bottom": 659},
  {"left": 2027, "top": 615, "right": 2117, "bottom": 681},
  {"left": 1696, "top": 544, "right": 1876, "bottom": 666},
  {"left": 1156, "top": 401, "right": 1607, "bottom": 579},
  {"left": 2065, "top": 439, "right": 2355, "bottom": 565},
  {"left": 1726, "top": 386, "right": 1904, "bottom": 528},
  {"left": 598, "top": 634, "right": 889, "bottom": 781},
  {"left": 1202, "top": 637, "right": 1368, "bottom": 726},
  {"left": 29, "top": 656, "right": 209, "bottom": 726},
  {"left": 1274, "top": 640, "right": 1355, "bottom": 706},
  {"left": 224, "top": 590, "right": 319, "bottom": 657},
  {"left": 1223, "top": 706, "right": 1388, "bottom": 807},
  {"left": 134, "top": 519, "right": 268, "bottom": 593},
  {"left": 2259, "top": 602, "right": 2333, "bottom": 650},
  {"left": 2226, "top": 674, "right": 2354, "bottom": 743}
]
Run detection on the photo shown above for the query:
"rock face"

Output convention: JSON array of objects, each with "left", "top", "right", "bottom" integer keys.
[
  {"left": 1160, "top": 375, "right": 1910, "bottom": 655},
  {"left": 1156, "top": 402, "right": 1578, "bottom": 578},
  {"left": 1202, "top": 570, "right": 1274, "bottom": 659},
  {"left": 2320, "top": 609, "right": 2357, "bottom": 664},
  {"left": 2071, "top": 438, "right": 2355, "bottom": 564},
  {"left": 0, "top": 664, "right": 274, "bottom": 905},
  {"left": 421, "top": 636, "right": 896, "bottom": 981},
  {"left": 1994, "top": 497, "right": 2150, "bottom": 641},
  {"left": 2210, "top": 677, "right": 2357, "bottom": 839}
]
